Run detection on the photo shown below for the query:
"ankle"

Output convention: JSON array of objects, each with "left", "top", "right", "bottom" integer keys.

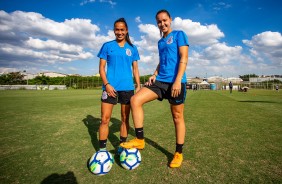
[{"left": 135, "top": 127, "right": 144, "bottom": 139}]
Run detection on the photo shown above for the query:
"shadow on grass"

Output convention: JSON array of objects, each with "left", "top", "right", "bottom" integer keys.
[
  {"left": 83, "top": 115, "right": 174, "bottom": 167},
  {"left": 82, "top": 115, "right": 134, "bottom": 166},
  {"left": 41, "top": 171, "right": 78, "bottom": 184},
  {"left": 82, "top": 115, "right": 101, "bottom": 151},
  {"left": 145, "top": 137, "right": 174, "bottom": 165}
]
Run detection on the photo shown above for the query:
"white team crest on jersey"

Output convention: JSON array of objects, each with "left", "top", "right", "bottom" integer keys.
[
  {"left": 166, "top": 36, "right": 173, "bottom": 44},
  {"left": 126, "top": 49, "right": 132, "bottom": 56}
]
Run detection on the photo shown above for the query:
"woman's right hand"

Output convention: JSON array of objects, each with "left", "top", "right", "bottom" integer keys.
[
  {"left": 106, "top": 84, "right": 117, "bottom": 97},
  {"left": 147, "top": 74, "right": 156, "bottom": 86}
]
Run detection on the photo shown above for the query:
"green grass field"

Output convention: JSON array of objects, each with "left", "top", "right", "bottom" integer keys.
[{"left": 0, "top": 89, "right": 281, "bottom": 184}]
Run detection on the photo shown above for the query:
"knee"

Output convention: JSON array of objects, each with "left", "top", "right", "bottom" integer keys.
[
  {"left": 100, "top": 116, "right": 110, "bottom": 125},
  {"left": 130, "top": 95, "right": 140, "bottom": 107},
  {"left": 172, "top": 111, "right": 183, "bottom": 122},
  {"left": 120, "top": 113, "right": 129, "bottom": 123}
]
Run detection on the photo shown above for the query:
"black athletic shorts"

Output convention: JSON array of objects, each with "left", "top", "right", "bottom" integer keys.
[
  {"left": 101, "top": 90, "right": 134, "bottom": 105},
  {"left": 144, "top": 80, "right": 186, "bottom": 105}
]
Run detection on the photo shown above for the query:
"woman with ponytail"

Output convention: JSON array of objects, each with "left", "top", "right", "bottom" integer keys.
[
  {"left": 121, "top": 10, "right": 189, "bottom": 168},
  {"left": 97, "top": 18, "right": 141, "bottom": 154}
]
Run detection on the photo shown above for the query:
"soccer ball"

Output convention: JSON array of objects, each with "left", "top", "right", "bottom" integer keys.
[
  {"left": 88, "top": 150, "right": 114, "bottom": 176},
  {"left": 120, "top": 148, "right": 141, "bottom": 170}
]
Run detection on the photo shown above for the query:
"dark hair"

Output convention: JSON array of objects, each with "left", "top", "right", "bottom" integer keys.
[
  {"left": 155, "top": 9, "right": 171, "bottom": 37},
  {"left": 114, "top": 18, "right": 133, "bottom": 46},
  {"left": 155, "top": 9, "right": 171, "bottom": 19}
]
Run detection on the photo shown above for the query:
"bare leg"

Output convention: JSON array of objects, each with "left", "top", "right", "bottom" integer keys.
[
  {"left": 169, "top": 103, "right": 185, "bottom": 168},
  {"left": 120, "top": 104, "right": 130, "bottom": 138},
  {"left": 130, "top": 87, "right": 159, "bottom": 128},
  {"left": 99, "top": 102, "right": 114, "bottom": 140},
  {"left": 120, "top": 87, "right": 158, "bottom": 149},
  {"left": 170, "top": 104, "right": 186, "bottom": 144}
]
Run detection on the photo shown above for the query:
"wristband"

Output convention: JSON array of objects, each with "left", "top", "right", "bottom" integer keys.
[
  {"left": 153, "top": 74, "right": 157, "bottom": 77},
  {"left": 105, "top": 83, "right": 110, "bottom": 87}
]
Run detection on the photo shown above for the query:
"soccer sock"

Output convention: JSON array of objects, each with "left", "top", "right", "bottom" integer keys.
[
  {"left": 176, "top": 143, "right": 184, "bottom": 153},
  {"left": 120, "top": 136, "right": 127, "bottom": 143},
  {"left": 99, "top": 139, "right": 107, "bottom": 149},
  {"left": 135, "top": 127, "right": 144, "bottom": 139}
]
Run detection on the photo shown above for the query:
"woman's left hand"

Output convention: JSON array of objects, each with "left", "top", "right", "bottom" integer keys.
[{"left": 135, "top": 86, "right": 141, "bottom": 93}]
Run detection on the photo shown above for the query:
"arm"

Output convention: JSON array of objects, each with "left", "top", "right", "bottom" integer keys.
[
  {"left": 99, "top": 58, "right": 116, "bottom": 97},
  {"left": 147, "top": 64, "right": 160, "bottom": 86},
  {"left": 132, "top": 61, "right": 141, "bottom": 92},
  {"left": 171, "top": 45, "right": 189, "bottom": 97}
]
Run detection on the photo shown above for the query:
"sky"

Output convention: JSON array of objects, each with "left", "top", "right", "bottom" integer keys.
[{"left": 0, "top": 0, "right": 281, "bottom": 78}]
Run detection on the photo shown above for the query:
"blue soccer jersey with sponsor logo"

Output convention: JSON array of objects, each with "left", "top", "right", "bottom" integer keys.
[
  {"left": 157, "top": 30, "right": 189, "bottom": 83},
  {"left": 97, "top": 40, "right": 140, "bottom": 91}
]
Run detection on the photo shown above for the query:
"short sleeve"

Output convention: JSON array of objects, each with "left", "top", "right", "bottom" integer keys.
[
  {"left": 132, "top": 45, "right": 140, "bottom": 61},
  {"left": 97, "top": 43, "right": 108, "bottom": 60},
  {"left": 176, "top": 31, "right": 189, "bottom": 47}
]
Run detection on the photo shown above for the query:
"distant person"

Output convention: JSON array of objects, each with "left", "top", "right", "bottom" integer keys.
[
  {"left": 97, "top": 18, "right": 141, "bottom": 154},
  {"left": 276, "top": 85, "right": 279, "bottom": 92},
  {"left": 229, "top": 81, "right": 233, "bottom": 93},
  {"left": 193, "top": 84, "right": 197, "bottom": 91},
  {"left": 120, "top": 9, "right": 189, "bottom": 168}
]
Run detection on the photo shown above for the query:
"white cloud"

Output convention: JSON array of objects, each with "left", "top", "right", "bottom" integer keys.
[
  {"left": 0, "top": 10, "right": 281, "bottom": 77},
  {"left": 0, "top": 67, "right": 18, "bottom": 74},
  {"left": 243, "top": 31, "right": 282, "bottom": 47},
  {"left": 134, "top": 18, "right": 226, "bottom": 74},
  {"left": 133, "top": 24, "right": 160, "bottom": 68},
  {"left": 25, "top": 37, "right": 84, "bottom": 53},
  {"left": 0, "top": 10, "right": 101, "bottom": 46},
  {"left": 135, "top": 16, "right": 141, "bottom": 23},
  {"left": 202, "top": 42, "right": 242, "bottom": 64},
  {"left": 80, "top": 0, "right": 96, "bottom": 6},
  {"left": 0, "top": 10, "right": 114, "bottom": 73},
  {"left": 188, "top": 42, "right": 254, "bottom": 77},
  {"left": 212, "top": 2, "right": 232, "bottom": 11},
  {"left": 172, "top": 17, "right": 224, "bottom": 45},
  {"left": 243, "top": 31, "right": 282, "bottom": 66},
  {"left": 133, "top": 17, "right": 282, "bottom": 77},
  {"left": 137, "top": 24, "right": 160, "bottom": 41},
  {"left": 80, "top": 0, "right": 116, "bottom": 7},
  {"left": 100, "top": 0, "right": 116, "bottom": 7},
  {"left": 135, "top": 17, "right": 225, "bottom": 62}
]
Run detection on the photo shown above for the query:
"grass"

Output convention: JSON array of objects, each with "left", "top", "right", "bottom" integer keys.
[{"left": 0, "top": 89, "right": 281, "bottom": 184}]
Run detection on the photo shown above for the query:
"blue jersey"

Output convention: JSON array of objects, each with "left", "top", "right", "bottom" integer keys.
[
  {"left": 97, "top": 40, "right": 140, "bottom": 91},
  {"left": 157, "top": 30, "right": 189, "bottom": 83}
]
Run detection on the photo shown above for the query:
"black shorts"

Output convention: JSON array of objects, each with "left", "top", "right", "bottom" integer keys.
[
  {"left": 144, "top": 80, "right": 186, "bottom": 105},
  {"left": 101, "top": 90, "right": 134, "bottom": 105}
]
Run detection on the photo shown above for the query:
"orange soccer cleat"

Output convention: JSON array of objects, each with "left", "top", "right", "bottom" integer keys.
[
  {"left": 120, "top": 138, "right": 145, "bottom": 150},
  {"left": 169, "top": 152, "right": 183, "bottom": 168}
]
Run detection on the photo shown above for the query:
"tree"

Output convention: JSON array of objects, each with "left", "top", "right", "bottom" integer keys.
[
  {"left": 33, "top": 75, "right": 50, "bottom": 85},
  {"left": 0, "top": 72, "right": 25, "bottom": 85},
  {"left": 239, "top": 74, "right": 258, "bottom": 81}
]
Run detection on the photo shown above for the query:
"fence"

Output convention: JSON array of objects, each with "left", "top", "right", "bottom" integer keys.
[{"left": 0, "top": 85, "right": 67, "bottom": 90}]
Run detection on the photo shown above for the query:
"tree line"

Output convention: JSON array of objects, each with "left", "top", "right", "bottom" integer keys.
[{"left": 0, "top": 72, "right": 151, "bottom": 89}]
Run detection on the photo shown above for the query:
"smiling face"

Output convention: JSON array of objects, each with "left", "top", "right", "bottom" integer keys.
[
  {"left": 114, "top": 22, "right": 128, "bottom": 42},
  {"left": 156, "top": 12, "right": 172, "bottom": 37}
]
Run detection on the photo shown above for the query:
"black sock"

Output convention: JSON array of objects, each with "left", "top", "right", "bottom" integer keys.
[
  {"left": 176, "top": 143, "right": 184, "bottom": 153},
  {"left": 99, "top": 139, "right": 107, "bottom": 149},
  {"left": 135, "top": 127, "right": 144, "bottom": 139},
  {"left": 120, "top": 136, "right": 127, "bottom": 143}
]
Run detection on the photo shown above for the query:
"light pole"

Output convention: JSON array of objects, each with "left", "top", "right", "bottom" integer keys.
[{"left": 23, "top": 70, "right": 28, "bottom": 85}]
